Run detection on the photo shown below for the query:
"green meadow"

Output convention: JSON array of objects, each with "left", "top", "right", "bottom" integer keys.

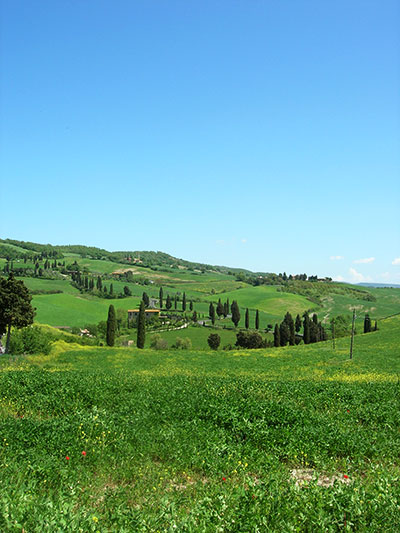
[{"left": 0, "top": 316, "right": 399, "bottom": 531}]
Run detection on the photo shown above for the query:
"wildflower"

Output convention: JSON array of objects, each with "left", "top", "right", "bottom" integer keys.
[
  {"left": 346, "top": 409, "right": 350, "bottom": 413},
  {"left": 65, "top": 456, "right": 70, "bottom": 461},
  {"left": 92, "top": 516, "right": 98, "bottom": 523},
  {"left": 82, "top": 451, "right": 86, "bottom": 456},
  {"left": 222, "top": 477, "right": 226, "bottom": 481},
  {"left": 344, "top": 474, "right": 349, "bottom": 479}
]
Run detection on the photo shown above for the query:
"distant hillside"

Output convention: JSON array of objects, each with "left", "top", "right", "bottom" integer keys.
[{"left": 358, "top": 282, "right": 400, "bottom": 289}]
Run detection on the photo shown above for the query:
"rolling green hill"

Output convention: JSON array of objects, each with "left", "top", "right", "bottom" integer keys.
[{"left": 1, "top": 239, "right": 400, "bottom": 333}]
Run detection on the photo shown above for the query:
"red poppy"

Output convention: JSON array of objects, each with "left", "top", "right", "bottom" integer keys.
[
  {"left": 346, "top": 409, "right": 350, "bottom": 413},
  {"left": 222, "top": 477, "right": 226, "bottom": 481},
  {"left": 344, "top": 474, "right": 349, "bottom": 479},
  {"left": 65, "top": 456, "right": 70, "bottom": 461},
  {"left": 82, "top": 451, "right": 86, "bottom": 456}
]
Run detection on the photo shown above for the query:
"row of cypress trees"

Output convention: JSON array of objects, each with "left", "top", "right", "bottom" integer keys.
[{"left": 273, "top": 311, "right": 327, "bottom": 347}]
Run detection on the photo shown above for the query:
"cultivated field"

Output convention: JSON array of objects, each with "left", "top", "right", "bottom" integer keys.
[{"left": 0, "top": 315, "right": 399, "bottom": 530}]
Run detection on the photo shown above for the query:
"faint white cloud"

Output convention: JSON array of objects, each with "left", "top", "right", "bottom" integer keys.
[
  {"left": 333, "top": 275, "right": 344, "bottom": 281},
  {"left": 353, "top": 257, "right": 375, "bottom": 264},
  {"left": 349, "top": 267, "right": 372, "bottom": 283},
  {"left": 241, "top": 238, "right": 247, "bottom": 244},
  {"left": 330, "top": 255, "right": 344, "bottom": 261},
  {"left": 392, "top": 257, "right": 400, "bottom": 265}
]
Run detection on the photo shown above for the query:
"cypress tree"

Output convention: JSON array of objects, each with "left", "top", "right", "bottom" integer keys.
[
  {"left": 364, "top": 313, "right": 372, "bottom": 333},
  {"left": 137, "top": 300, "right": 146, "bottom": 349},
  {"left": 106, "top": 305, "right": 116, "bottom": 347},
  {"left": 97, "top": 276, "right": 102, "bottom": 290},
  {"left": 189, "top": 300, "right": 193, "bottom": 311},
  {"left": 255, "top": 309, "right": 259, "bottom": 330},
  {"left": 273, "top": 323, "right": 280, "bottom": 347},
  {"left": 216, "top": 299, "right": 224, "bottom": 318},
  {"left": 209, "top": 302, "right": 216, "bottom": 325},
  {"left": 231, "top": 301, "right": 240, "bottom": 327},
  {"left": 245, "top": 308, "right": 249, "bottom": 329},
  {"left": 103, "top": 285, "right": 107, "bottom": 294},
  {"left": 279, "top": 321, "right": 290, "bottom": 346},
  {"left": 174, "top": 295, "right": 177, "bottom": 309},
  {"left": 374, "top": 320, "right": 378, "bottom": 331},
  {"left": 159, "top": 287, "right": 163, "bottom": 309},
  {"left": 109, "top": 283, "right": 113, "bottom": 296},
  {"left": 284, "top": 312, "right": 295, "bottom": 345},
  {"left": 182, "top": 292, "right": 186, "bottom": 311},
  {"left": 310, "top": 320, "right": 319, "bottom": 343},
  {"left": 223, "top": 302, "right": 228, "bottom": 318},
  {"left": 295, "top": 314, "right": 302, "bottom": 333},
  {"left": 166, "top": 294, "right": 172, "bottom": 310},
  {"left": 303, "top": 312, "right": 310, "bottom": 344},
  {"left": 142, "top": 292, "right": 149, "bottom": 307}
]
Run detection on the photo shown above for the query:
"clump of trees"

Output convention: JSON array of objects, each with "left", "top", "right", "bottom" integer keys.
[
  {"left": 208, "top": 333, "right": 221, "bottom": 350},
  {"left": 235, "top": 330, "right": 269, "bottom": 349},
  {"left": 273, "top": 311, "right": 327, "bottom": 347},
  {"left": 0, "top": 273, "right": 35, "bottom": 353}
]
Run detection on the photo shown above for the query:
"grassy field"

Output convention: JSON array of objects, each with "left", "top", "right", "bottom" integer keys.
[{"left": 0, "top": 316, "right": 399, "bottom": 530}]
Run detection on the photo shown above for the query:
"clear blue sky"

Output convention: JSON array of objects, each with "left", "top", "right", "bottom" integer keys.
[{"left": 1, "top": 0, "right": 399, "bottom": 283}]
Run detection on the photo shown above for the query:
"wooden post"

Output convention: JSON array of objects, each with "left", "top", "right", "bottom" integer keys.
[
  {"left": 349, "top": 309, "right": 356, "bottom": 359},
  {"left": 332, "top": 318, "right": 336, "bottom": 350}
]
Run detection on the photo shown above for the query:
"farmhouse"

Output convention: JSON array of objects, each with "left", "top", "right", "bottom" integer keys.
[{"left": 128, "top": 309, "right": 160, "bottom": 322}]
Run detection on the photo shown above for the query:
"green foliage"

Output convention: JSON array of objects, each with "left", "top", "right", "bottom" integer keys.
[
  {"left": 0, "top": 316, "right": 399, "bottom": 529},
  {"left": 8, "top": 325, "right": 52, "bottom": 355},
  {"left": 150, "top": 334, "right": 168, "bottom": 350},
  {"left": 207, "top": 333, "right": 221, "bottom": 350},
  {"left": 231, "top": 300, "right": 240, "bottom": 327},
  {"left": 235, "top": 330, "right": 266, "bottom": 349},
  {"left": 137, "top": 301, "right": 146, "bottom": 349},
  {"left": 364, "top": 313, "right": 372, "bottom": 333},
  {"left": 0, "top": 273, "right": 35, "bottom": 352},
  {"left": 106, "top": 305, "right": 116, "bottom": 347},
  {"left": 209, "top": 302, "right": 215, "bottom": 325},
  {"left": 172, "top": 337, "right": 192, "bottom": 349},
  {"left": 273, "top": 323, "right": 280, "bottom": 347}
]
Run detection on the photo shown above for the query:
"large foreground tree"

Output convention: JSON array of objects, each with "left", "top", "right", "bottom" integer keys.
[{"left": 0, "top": 273, "right": 35, "bottom": 353}]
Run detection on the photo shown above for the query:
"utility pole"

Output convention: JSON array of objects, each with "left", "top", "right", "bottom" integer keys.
[
  {"left": 332, "top": 318, "right": 336, "bottom": 350},
  {"left": 349, "top": 309, "right": 356, "bottom": 359}
]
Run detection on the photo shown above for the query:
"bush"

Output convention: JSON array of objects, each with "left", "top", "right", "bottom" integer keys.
[
  {"left": 235, "top": 330, "right": 267, "bottom": 349},
  {"left": 207, "top": 333, "right": 221, "bottom": 350},
  {"left": 150, "top": 334, "right": 168, "bottom": 350},
  {"left": 9, "top": 326, "right": 52, "bottom": 355},
  {"left": 173, "top": 337, "right": 192, "bottom": 350}
]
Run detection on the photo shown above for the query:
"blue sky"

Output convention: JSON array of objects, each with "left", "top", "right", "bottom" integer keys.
[{"left": 1, "top": 0, "right": 399, "bottom": 282}]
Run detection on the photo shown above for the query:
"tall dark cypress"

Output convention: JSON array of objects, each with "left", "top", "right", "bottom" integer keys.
[
  {"left": 209, "top": 302, "right": 216, "bottom": 325},
  {"left": 106, "top": 305, "right": 116, "bottom": 347},
  {"left": 279, "top": 321, "right": 290, "bottom": 346},
  {"left": 166, "top": 294, "right": 172, "bottom": 309},
  {"left": 303, "top": 312, "right": 310, "bottom": 344},
  {"left": 137, "top": 300, "right": 146, "bottom": 349},
  {"left": 189, "top": 300, "right": 193, "bottom": 311},
  {"left": 273, "top": 323, "right": 280, "bottom": 347},
  {"left": 364, "top": 313, "right": 371, "bottom": 333},
  {"left": 109, "top": 283, "right": 113, "bottom": 295},
  {"left": 182, "top": 292, "right": 186, "bottom": 311},
  {"left": 216, "top": 298, "right": 224, "bottom": 318},
  {"left": 255, "top": 309, "right": 259, "bottom": 330},
  {"left": 231, "top": 301, "right": 240, "bottom": 327},
  {"left": 159, "top": 287, "right": 163, "bottom": 309},
  {"left": 295, "top": 314, "right": 302, "bottom": 333},
  {"left": 284, "top": 312, "right": 295, "bottom": 345},
  {"left": 245, "top": 308, "right": 249, "bottom": 329}
]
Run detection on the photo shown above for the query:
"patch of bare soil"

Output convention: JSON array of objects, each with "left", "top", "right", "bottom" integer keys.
[{"left": 290, "top": 469, "right": 351, "bottom": 488}]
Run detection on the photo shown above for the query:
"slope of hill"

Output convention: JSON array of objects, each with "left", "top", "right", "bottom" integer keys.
[{"left": 0, "top": 315, "right": 398, "bottom": 530}]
